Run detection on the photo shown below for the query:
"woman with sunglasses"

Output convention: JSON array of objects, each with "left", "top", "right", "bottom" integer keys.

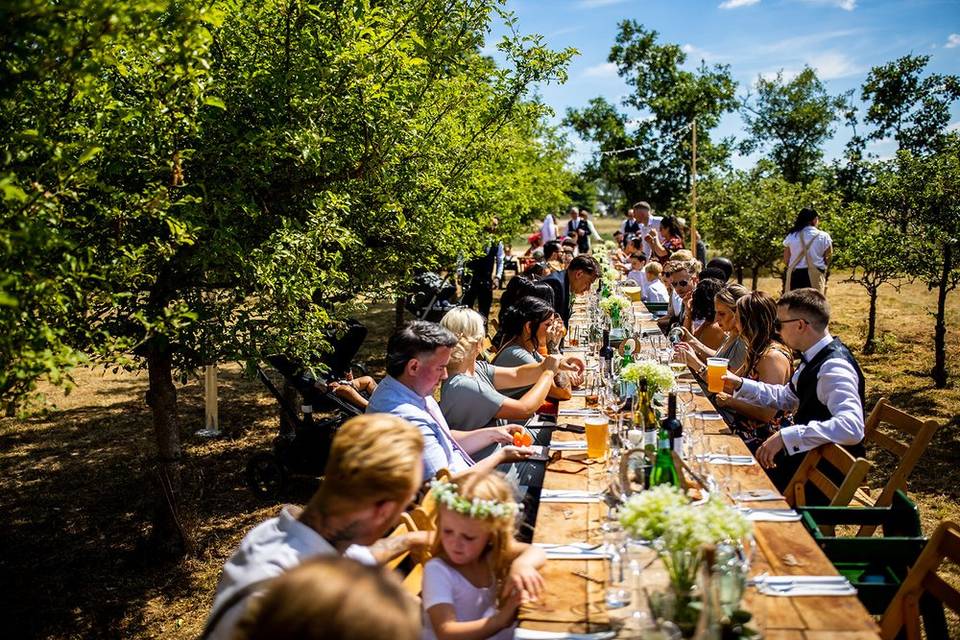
[{"left": 713, "top": 291, "right": 793, "bottom": 452}]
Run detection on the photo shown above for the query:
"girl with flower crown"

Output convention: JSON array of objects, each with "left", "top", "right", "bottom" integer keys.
[{"left": 422, "top": 473, "right": 546, "bottom": 640}]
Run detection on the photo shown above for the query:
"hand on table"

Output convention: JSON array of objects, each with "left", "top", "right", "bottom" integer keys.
[
  {"left": 756, "top": 432, "right": 785, "bottom": 468},
  {"left": 504, "top": 560, "right": 545, "bottom": 603}
]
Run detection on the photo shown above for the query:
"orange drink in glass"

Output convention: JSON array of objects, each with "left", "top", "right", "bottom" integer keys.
[
  {"left": 707, "top": 357, "right": 728, "bottom": 393},
  {"left": 584, "top": 416, "right": 609, "bottom": 459}
]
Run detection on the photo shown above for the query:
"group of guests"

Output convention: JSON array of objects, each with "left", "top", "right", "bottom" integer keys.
[{"left": 203, "top": 204, "right": 844, "bottom": 640}]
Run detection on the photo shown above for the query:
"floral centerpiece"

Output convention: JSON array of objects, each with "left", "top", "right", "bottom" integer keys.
[
  {"left": 620, "top": 486, "right": 753, "bottom": 634},
  {"left": 599, "top": 293, "right": 630, "bottom": 327},
  {"left": 619, "top": 360, "right": 674, "bottom": 395}
]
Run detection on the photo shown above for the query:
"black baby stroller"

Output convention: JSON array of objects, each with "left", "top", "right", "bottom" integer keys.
[
  {"left": 406, "top": 270, "right": 461, "bottom": 322},
  {"left": 246, "top": 320, "right": 368, "bottom": 498}
]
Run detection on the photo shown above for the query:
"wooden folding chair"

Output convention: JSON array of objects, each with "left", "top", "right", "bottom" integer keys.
[
  {"left": 855, "top": 398, "right": 941, "bottom": 536},
  {"left": 880, "top": 520, "right": 959, "bottom": 640},
  {"left": 785, "top": 442, "right": 873, "bottom": 509}
]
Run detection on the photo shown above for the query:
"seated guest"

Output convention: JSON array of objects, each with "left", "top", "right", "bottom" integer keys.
[
  {"left": 492, "top": 297, "right": 583, "bottom": 401},
  {"left": 494, "top": 276, "right": 555, "bottom": 349},
  {"left": 439, "top": 308, "right": 567, "bottom": 431},
  {"left": 625, "top": 253, "right": 647, "bottom": 288},
  {"left": 522, "top": 260, "right": 548, "bottom": 279},
  {"left": 706, "top": 256, "right": 734, "bottom": 281},
  {"left": 682, "top": 278, "right": 727, "bottom": 350},
  {"left": 675, "top": 283, "right": 749, "bottom": 375},
  {"left": 204, "top": 414, "right": 427, "bottom": 640},
  {"left": 560, "top": 237, "right": 578, "bottom": 264},
  {"left": 698, "top": 267, "right": 728, "bottom": 284},
  {"left": 643, "top": 261, "right": 670, "bottom": 303},
  {"left": 723, "top": 288, "right": 866, "bottom": 491},
  {"left": 542, "top": 254, "right": 601, "bottom": 327},
  {"left": 657, "top": 259, "right": 698, "bottom": 333},
  {"left": 366, "top": 321, "right": 532, "bottom": 479},
  {"left": 233, "top": 556, "right": 419, "bottom": 640},
  {"left": 713, "top": 291, "right": 793, "bottom": 454},
  {"left": 542, "top": 240, "right": 562, "bottom": 272}
]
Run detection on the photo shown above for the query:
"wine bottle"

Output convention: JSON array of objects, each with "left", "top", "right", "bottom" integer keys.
[
  {"left": 661, "top": 392, "right": 683, "bottom": 455},
  {"left": 600, "top": 327, "right": 613, "bottom": 378},
  {"left": 649, "top": 416, "right": 680, "bottom": 487}
]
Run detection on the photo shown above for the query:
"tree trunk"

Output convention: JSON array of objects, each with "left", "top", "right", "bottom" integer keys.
[
  {"left": 146, "top": 344, "right": 189, "bottom": 556},
  {"left": 751, "top": 265, "right": 759, "bottom": 291},
  {"left": 932, "top": 244, "right": 951, "bottom": 389},
  {"left": 863, "top": 286, "right": 878, "bottom": 355},
  {"left": 735, "top": 265, "right": 744, "bottom": 284},
  {"left": 395, "top": 295, "right": 405, "bottom": 330}
]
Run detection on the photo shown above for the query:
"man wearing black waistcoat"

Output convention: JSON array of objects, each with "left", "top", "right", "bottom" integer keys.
[
  {"left": 461, "top": 217, "right": 504, "bottom": 321},
  {"left": 723, "top": 288, "right": 866, "bottom": 492}
]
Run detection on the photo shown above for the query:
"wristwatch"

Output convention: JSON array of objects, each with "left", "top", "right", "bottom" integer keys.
[{"left": 696, "top": 364, "right": 707, "bottom": 378}]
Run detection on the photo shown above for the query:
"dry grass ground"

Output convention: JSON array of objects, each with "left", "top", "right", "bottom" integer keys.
[{"left": 2, "top": 217, "right": 958, "bottom": 638}]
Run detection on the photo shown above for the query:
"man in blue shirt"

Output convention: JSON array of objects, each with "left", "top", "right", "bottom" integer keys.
[{"left": 367, "top": 320, "right": 532, "bottom": 480}]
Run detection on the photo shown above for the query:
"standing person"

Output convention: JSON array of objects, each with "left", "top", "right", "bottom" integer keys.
[
  {"left": 578, "top": 209, "right": 601, "bottom": 254},
  {"left": 783, "top": 207, "right": 832, "bottom": 293},
  {"left": 422, "top": 473, "right": 547, "bottom": 640},
  {"left": 462, "top": 217, "right": 504, "bottom": 321},
  {"left": 633, "top": 201, "right": 662, "bottom": 258},
  {"left": 366, "top": 321, "right": 534, "bottom": 480},
  {"left": 542, "top": 254, "right": 601, "bottom": 327},
  {"left": 540, "top": 212, "right": 558, "bottom": 244},
  {"left": 619, "top": 207, "right": 641, "bottom": 247},
  {"left": 722, "top": 288, "right": 866, "bottom": 493},
  {"left": 203, "top": 414, "right": 427, "bottom": 640},
  {"left": 564, "top": 206, "right": 581, "bottom": 239}
]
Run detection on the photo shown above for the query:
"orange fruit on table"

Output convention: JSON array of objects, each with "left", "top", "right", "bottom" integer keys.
[
  {"left": 521, "top": 431, "right": 533, "bottom": 447},
  {"left": 513, "top": 432, "right": 524, "bottom": 447}
]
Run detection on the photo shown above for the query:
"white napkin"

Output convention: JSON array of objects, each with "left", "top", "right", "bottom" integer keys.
[
  {"left": 536, "top": 542, "right": 611, "bottom": 560},
  {"left": 570, "top": 389, "right": 587, "bottom": 396},
  {"left": 693, "top": 411, "right": 724, "bottom": 420},
  {"left": 742, "top": 508, "right": 802, "bottom": 522},
  {"left": 697, "top": 453, "right": 756, "bottom": 466},
  {"left": 549, "top": 441, "right": 589, "bottom": 451},
  {"left": 515, "top": 630, "right": 617, "bottom": 640},
  {"left": 733, "top": 489, "right": 783, "bottom": 502},
  {"left": 754, "top": 575, "right": 856, "bottom": 597},
  {"left": 540, "top": 489, "right": 603, "bottom": 503},
  {"left": 558, "top": 409, "right": 602, "bottom": 417}
]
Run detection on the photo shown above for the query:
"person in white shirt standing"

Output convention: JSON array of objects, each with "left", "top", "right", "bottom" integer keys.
[
  {"left": 722, "top": 288, "right": 866, "bottom": 494},
  {"left": 633, "top": 201, "right": 662, "bottom": 258},
  {"left": 783, "top": 207, "right": 832, "bottom": 293},
  {"left": 540, "top": 212, "right": 558, "bottom": 244}
]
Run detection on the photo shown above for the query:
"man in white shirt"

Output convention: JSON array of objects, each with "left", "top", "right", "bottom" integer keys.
[
  {"left": 633, "top": 201, "right": 662, "bottom": 258},
  {"left": 540, "top": 213, "right": 558, "bottom": 244},
  {"left": 203, "top": 414, "right": 428, "bottom": 640},
  {"left": 723, "top": 288, "right": 866, "bottom": 492}
]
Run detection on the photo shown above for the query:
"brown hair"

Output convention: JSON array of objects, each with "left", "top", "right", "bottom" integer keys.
[
  {"left": 737, "top": 291, "right": 787, "bottom": 375},
  {"left": 232, "top": 556, "right": 419, "bottom": 640},
  {"left": 715, "top": 283, "right": 749, "bottom": 310},
  {"left": 778, "top": 287, "right": 830, "bottom": 331},
  {"left": 431, "top": 473, "right": 520, "bottom": 606},
  {"left": 312, "top": 414, "right": 423, "bottom": 516}
]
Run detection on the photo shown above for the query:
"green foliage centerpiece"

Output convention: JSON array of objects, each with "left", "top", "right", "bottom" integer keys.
[{"left": 599, "top": 294, "right": 630, "bottom": 328}]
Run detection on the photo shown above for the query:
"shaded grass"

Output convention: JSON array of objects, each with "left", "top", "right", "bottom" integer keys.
[{"left": 0, "top": 222, "right": 957, "bottom": 637}]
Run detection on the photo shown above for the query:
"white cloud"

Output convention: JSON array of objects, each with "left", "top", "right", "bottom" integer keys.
[
  {"left": 719, "top": 0, "right": 760, "bottom": 9},
  {"left": 756, "top": 68, "right": 801, "bottom": 84},
  {"left": 582, "top": 62, "right": 619, "bottom": 78},
  {"left": 575, "top": 0, "right": 629, "bottom": 8},
  {"left": 798, "top": 0, "right": 857, "bottom": 9},
  {"left": 948, "top": 121, "right": 960, "bottom": 132},
  {"left": 946, "top": 34, "right": 960, "bottom": 49},
  {"left": 682, "top": 43, "right": 725, "bottom": 63},
  {"left": 807, "top": 51, "right": 861, "bottom": 79}
]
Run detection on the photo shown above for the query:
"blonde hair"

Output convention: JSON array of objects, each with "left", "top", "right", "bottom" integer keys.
[
  {"left": 669, "top": 249, "right": 694, "bottom": 262},
  {"left": 232, "top": 556, "right": 419, "bottom": 640},
  {"left": 313, "top": 414, "right": 423, "bottom": 516},
  {"left": 644, "top": 261, "right": 662, "bottom": 277},
  {"left": 431, "top": 473, "right": 520, "bottom": 604},
  {"left": 666, "top": 258, "right": 700, "bottom": 275},
  {"left": 440, "top": 307, "right": 486, "bottom": 367}
]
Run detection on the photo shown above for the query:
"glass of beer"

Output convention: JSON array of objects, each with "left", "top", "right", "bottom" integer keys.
[
  {"left": 585, "top": 415, "right": 609, "bottom": 459},
  {"left": 707, "top": 357, "right": 729, "bottom": 393}
]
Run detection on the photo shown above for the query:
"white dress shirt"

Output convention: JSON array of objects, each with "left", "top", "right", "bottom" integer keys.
[
  {"left": 733, "top": 333, "right": 864, "bottom": 455},
  {"left": 638, "top": 215, "right": 662, "bottom": 257}
]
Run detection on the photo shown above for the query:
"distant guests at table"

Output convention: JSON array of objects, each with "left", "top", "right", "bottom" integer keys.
[
  {"left": 461, "top": 217, "right": 504, "bottom": 321},
  {"left": 643, "top": 262, "right": 670, "bottom": 303},
  {"left": 632, "top": 201, "right": 661, "bottom": 258},
  {"left": 542, "top": 254, "right": 601, "bottom": 327},
  {"left": 232, "top": 556, "right": 419, "bottom": 640},
  {"left": 675, "top": 283, "right": 749, "bottom": 379},
  {"left": 683, "top": 278, "right": 727, "bottom": 351},
  {"left": 366, "top": 321, "right": 532, "bottom": 480},
  {"left": 723, "top": 288, "right": 866, "bottom": 492},
  {"left": 203, "top": 414, "right": 426, "bottom": 640},
  {"left": 714, "top": 291, "right": 794, "bottom": 454},
  {"left": 647, "top": 215, "right": 685, "bottom": 263},
  {"left": 422, "top": 473, "right": 546, "bottom": 640},
  {"left": 783, "top": 207, "right": 831, "bottom": 293}
]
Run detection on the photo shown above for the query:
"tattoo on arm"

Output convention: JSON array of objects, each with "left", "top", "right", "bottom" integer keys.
[{"left": 369, "top": 534, "right": 411, "bottom": 564}]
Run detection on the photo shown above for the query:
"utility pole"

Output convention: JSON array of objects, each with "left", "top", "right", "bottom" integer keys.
[{"left": 690, "top": 118, "right": 698, "bottom": 253}]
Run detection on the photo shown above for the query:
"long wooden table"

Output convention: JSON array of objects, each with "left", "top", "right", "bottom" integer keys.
[{"left": 517, "top": 302, "right": 881, "bottom": 639}]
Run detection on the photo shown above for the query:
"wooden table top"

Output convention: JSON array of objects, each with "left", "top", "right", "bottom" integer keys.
[{"left": 517, "top": 303, "right": 880, "bottom": 639}]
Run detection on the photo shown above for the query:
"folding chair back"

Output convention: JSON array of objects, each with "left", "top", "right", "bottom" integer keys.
[
  {"left": 880, "top": 520, "right": 960, "bottom": 640},
  {"left": 858, "top": 398, "right": 940, "bottom": 536},
  {"left": 785, "top": 442, "right": 872, "bottom": 509}
]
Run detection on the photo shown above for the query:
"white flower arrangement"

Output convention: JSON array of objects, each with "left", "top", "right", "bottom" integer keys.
[
  {"left": 619, "top": 360, "right": 675, "bottom": 394},
  {"left": 618, "top": 485, "right": 689, "bottom": 541},
  {"left": 599, "top": 294, "right": 630, "bottom": 316},
  {"left": 429, "top": 479, "right": 521, "bottom": 521}
]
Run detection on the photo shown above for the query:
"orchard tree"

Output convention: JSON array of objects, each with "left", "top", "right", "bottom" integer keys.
[{"left": 740, "top": 67, "right": 845, "bottom": 184}]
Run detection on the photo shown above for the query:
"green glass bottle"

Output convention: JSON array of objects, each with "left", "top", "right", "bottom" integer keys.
[{"left": 649, "top": 418, "right": 680, "bottom": 488}]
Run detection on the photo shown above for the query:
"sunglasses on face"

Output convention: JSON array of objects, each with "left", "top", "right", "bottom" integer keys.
[{"left": 673, "top": 280, "right": 690, "bottom": 288}]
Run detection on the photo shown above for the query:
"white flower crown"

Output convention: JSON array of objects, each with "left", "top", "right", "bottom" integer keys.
[{"left": 429, "top": 479, "right": 522, "bottom": 521}]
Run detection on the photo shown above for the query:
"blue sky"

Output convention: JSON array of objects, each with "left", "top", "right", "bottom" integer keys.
[{"left": 486, "top": 0, "right": 960, "bottom": 169}]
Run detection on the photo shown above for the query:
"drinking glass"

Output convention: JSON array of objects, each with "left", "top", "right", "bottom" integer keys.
[
  {"left": 585, "top": 415, "right": 609, "bottom": 459},
  {"left": 706, "top": 357, "right": 729, "bottom": 393}
]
